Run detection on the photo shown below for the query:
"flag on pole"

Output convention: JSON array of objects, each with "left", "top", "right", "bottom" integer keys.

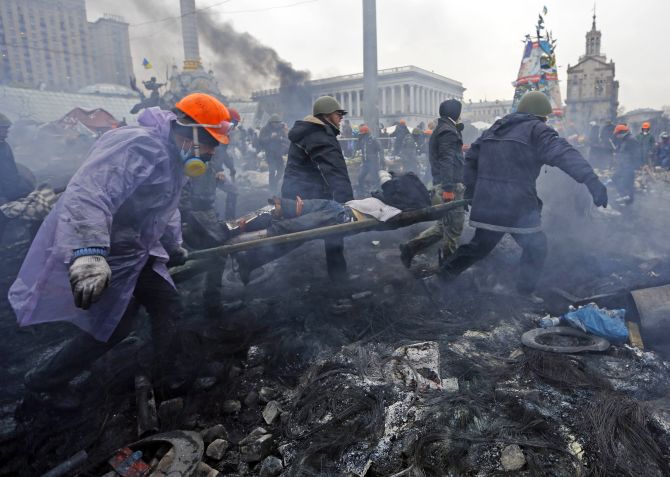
[
  {"left": 542, "top": 6, "right": 548, "bottom": 15},
  {"left": 142, "top": 58, "right": 153, "bottom": 69}
]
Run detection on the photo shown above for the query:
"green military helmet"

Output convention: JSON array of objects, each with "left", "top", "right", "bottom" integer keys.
[
  {"left": 269, "top": 114, "right": 282, "bottom": 123},
  {"left": 516, "top": 91, "right": 553, "bottom": 117},
  {"left": 0, "top": 112, "right": 12, "bottom": 127},
  {"left": 313, "top": 96, "right": 347, "bottom": 116}
]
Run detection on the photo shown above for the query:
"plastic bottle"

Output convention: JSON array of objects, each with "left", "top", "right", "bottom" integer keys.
[{"left": 539, "top": 316, "right": 562, "bottom": 328}]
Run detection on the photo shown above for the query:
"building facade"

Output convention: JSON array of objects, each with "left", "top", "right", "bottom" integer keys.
[
  {"left": 89, "top": 15, "right": 134, "bottom": 87},
  {"left": 462, "top": 99, "right": 513, "bottom": 124},
  {"left": 0, "top": 0, "right": 133, "bottom": 92},
  {"left": 253, "top": 65, "right": 465, "bottom": 128},
  {"left": 565, "top": 15, "right": 619, "bottom": 133}
]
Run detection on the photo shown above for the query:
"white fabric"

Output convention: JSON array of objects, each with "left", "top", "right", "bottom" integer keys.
[{"left": 346, "top": 197, "right": 402, "bottom": 222}]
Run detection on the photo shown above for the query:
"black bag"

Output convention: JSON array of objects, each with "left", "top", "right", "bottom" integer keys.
[{"left": 372, "top": 171, "right": 430, "bottom": 211}]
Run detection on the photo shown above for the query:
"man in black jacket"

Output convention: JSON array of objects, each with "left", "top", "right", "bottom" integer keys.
[
  {"left": 259, "top": 114, "right": 288, "bottom": 192},
  {"left": 391, "top": 120, "right": 410, "bottom": 156},
  {"left": 611, "top": 124, "right": 641, "bottom": 206},
  {"left": 0, "top": 113, "right": 32, "bottom": 205},
  {"left": 355, "top": 124, "right": 385, "bottom": 194},
  {"left": 400, "top": 99, "right": 465, "bottom": 268},
  {"left": 434, "top": 92, "right": 608, "bottom": 301},
  {"left": 281, "top": 96, "right": 354, "bottom": 279}
]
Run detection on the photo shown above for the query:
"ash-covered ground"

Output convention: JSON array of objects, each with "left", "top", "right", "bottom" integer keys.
[{"left": 2, "top": 165, "right": 670, "bottom": 476}]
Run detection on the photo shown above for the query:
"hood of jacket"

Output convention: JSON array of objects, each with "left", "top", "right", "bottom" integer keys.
[
  {"left": 288, "top": 115, "right": 338, "bottom": 143},
  {"left": 487, "top": 112, "right": 541, "bottom": 137},
  {"left": 138, "top": 107, "right": 176, "bottom": 143},
  {"left": 436, "top": 117, "right": 463, "bottom": 135}
]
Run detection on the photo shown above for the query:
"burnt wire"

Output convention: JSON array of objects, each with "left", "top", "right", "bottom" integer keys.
[
  {"left": 586, "top": 393, "right": 670, "bottom": 477},
  {"left": 522, "top": 349, "right": 612, "bottom": 389}
]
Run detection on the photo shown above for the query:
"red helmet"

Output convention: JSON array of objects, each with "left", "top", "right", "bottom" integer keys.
[
  {"left": 613, "top": 124, "right": 629, "bottom": 134},
  {"left": 641, "top": 122, "right": 651, "bottom": 130},
  {"left": 359, "top": 125, "right": 370, "bottom": 134},
  {"left": 229, "top": 107, "right": 241, "bottom": 126}
]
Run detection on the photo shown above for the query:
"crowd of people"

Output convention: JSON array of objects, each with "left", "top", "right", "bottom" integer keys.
[{"left": 2, "top": 87, "right": 666, "bottom": 410}]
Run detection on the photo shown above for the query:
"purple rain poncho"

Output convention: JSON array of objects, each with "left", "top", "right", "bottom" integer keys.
[{"left": 9, "top": 108, "right": 186, "bottom": 342}]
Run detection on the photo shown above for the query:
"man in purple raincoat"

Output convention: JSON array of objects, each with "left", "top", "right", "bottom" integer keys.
[{"left": 9, "top": 93, "right": 232, "bottom": 408}]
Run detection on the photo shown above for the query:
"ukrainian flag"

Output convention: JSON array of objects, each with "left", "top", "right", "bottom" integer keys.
[{"left": 142, "top": 58, "right": 153, "bottom": 69}]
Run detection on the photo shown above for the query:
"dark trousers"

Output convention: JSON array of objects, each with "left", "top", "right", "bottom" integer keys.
[
  {"left": 25, "top": 264, "right": 182, "bottom": 392},
  {"left": 613, "top": 167, "right": 635, "bottom": 202},
  {"left": 439, "top": 228, "right": 548, "bottom": 293},
  {"left": 325, "top": 237, "right": 347, "bottom": 280},
  {"left": 357, "top": 160, "right": 377, "bottom": 192},
  {"left": 267, "top": 155, "right": 285, "bottom": 192}
]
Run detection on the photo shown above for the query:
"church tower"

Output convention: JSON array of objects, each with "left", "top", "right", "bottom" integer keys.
[
  {"left": 565, "top": 12, "right": 619, "bottom": 133},
  {"left": 584, "top": 14, "right": 603, "bottom": 59}
]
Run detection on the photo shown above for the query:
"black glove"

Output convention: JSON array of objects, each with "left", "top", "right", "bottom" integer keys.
[
  {"left": 167, "top": 246, "right": 189, "bottom": 267},
  {"left": 586, "top": 177, "right": 608, "bottom": 208}
]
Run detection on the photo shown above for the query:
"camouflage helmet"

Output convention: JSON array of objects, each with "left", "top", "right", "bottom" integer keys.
[
  {"left": 313, "top": 96, "right": 347, "bottom": 116},
  {"left": 0, "top": 113, "right": 11, "bottom": 127},
  {"left": 269, "top": 114, "right": 282, "bottom": 123},
  {"left": 516, "top": 91, "right": 553, "bottom": 117}
]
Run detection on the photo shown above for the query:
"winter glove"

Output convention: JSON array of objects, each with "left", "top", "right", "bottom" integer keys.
[
  {"left": 167, "top": 246, "right": 189, "bottom": 267},
  {"left": 585, "top": 177, "right": 608, "bottom": 208},
  {"left": 69, "top": 255, "right": 112, "bottom": 310},
  {"left": 378, "top": 170, "right": 392, "bottom": 185}
]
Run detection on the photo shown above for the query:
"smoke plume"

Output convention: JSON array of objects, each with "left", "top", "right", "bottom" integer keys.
[
  {"left": 196, "top": 12, "right": 310, "bottom": 99},
  {"left": 90, "top": 0, "right": 310, "bottom": 100}
]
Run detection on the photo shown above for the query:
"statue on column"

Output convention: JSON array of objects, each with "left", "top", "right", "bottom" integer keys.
[{"left": 129, "top": 76, "right": 167, "bottom": 114}]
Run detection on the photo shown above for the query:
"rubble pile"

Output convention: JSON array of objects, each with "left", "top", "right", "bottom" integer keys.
[{"left": 2, "top": 175, "right": 670, "bottom": 476}]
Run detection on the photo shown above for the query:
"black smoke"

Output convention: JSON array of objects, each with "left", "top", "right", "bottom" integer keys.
[
  {"left": 196, "top": 13, "right": 308, "bottom": 93},
  {"left": 90, "top": 1, "right": 312, "bottom": 120},
  {"left": 196, "top": 13, "right": 311, "bottom": 123}
]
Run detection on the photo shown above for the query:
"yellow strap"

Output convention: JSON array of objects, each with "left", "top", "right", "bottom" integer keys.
[{"left": 626, "top": 322, "right": 644, "bottom": 350}]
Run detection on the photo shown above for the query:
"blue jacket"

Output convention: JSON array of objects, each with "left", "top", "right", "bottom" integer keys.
[{"left": 465, "top": 113, "right": 598, "bottom": 233}]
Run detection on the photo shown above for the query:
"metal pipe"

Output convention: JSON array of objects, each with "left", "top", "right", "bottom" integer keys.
[
  {"left": 362, "top": 0, "right": 379, "bottom": 135},
  {"left": 41, "top": 450, "right": 88, "bottom": 477}
]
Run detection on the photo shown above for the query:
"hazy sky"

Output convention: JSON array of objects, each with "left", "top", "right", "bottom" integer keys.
[{"left": 87, "top": 0, "right": 669, "bottom": 111}]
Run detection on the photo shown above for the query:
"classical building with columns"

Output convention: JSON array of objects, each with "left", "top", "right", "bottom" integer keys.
[
  {"left": 462, "top": 99, "right": 514, "bottom": 124},
  {"left": 252, "top": 65, "right": 465, "bottom": 128}
]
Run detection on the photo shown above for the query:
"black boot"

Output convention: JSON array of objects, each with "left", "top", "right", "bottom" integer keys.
[{"left": 399, "top": 243, "right": 414, "bottom": 269}]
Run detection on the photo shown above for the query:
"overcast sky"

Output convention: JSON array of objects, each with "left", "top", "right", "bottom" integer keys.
[{"left": 87, "top": 0, "right": 668, "bottom": 112}]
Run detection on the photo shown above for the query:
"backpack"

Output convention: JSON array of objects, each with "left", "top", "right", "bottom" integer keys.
[{"left": 372, "top": 171, "right": 430, "bottom": 211}]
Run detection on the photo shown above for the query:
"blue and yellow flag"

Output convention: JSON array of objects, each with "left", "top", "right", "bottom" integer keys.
[{"left": 142, "top": 58, "right": 153, "bottom": 69}]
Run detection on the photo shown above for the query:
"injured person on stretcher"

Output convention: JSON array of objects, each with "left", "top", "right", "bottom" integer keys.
[{"left": 178, "top": 170, "right": 441, "bottom": 285}]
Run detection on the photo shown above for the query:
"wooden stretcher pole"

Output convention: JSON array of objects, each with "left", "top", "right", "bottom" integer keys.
[{"left": 185, "top": 200, "right": 469, "bottom": 262}]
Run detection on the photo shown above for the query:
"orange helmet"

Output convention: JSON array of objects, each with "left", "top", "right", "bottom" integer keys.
[
  {"left": 642, "top": 122, "right": 651, "bottom": 130},
  {"left": 613, "top": 124, "right": 629, "bottom": 134},
  {"left": 399, "top": 119, "right": 406, "bottom": 125},
  {"left": 424, "top": 129, "right": 433, "bottom": 135},
  {"left": 359, "top": 124, "right": 370, "bottom": 134},
  {"left": 175, "top": 93, "right": 232, "bottom": 144}
]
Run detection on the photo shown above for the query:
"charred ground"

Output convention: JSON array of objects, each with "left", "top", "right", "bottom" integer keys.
[{"left": 2, "top": 165, "right": 670, "bottom": 476}]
